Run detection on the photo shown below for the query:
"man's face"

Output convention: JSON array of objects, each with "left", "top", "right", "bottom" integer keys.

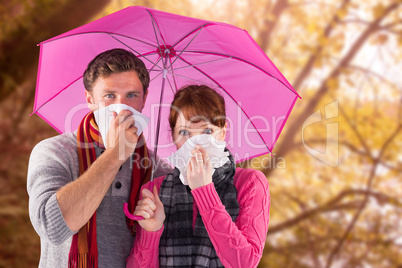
[{"left": 85, "top": 71, "right": 148, "bottom": 112}]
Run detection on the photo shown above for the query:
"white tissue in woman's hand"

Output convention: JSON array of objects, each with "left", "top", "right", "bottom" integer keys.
[
  {"left": 93, "top": 104, "right": 150, "bottom": 148},
  {"left": 167, "top": 134, "right": 229, "bottom": 185}
]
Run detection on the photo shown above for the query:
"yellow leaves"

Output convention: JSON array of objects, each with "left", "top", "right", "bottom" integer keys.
[
  {"left": 314, "top": 56, "right": 324, "bottom": 68},
  {"left": 317, "top": 35, "right": 329, "bottom": 47},
  {"left": 372, "top": 3, "right": 386, "bottom": 19},
  {"left": 370, "top": 33, "right": 389, "bottom": 45},
  {"left": 298, "top": 43, "right": 315, "bottom": 53},
  {"left": 332, "top": 32, "right": 346, "bottom": 51},
  {"left": 345, "top": 78, "right": 355, "bottom": 88},
  {"left": 326, "top": 77, "right": 340, "bottom": 91},
  {"left": 266, "top": 88, "right": 401, "bottom": 264},
  {"left": 265, "top": 13, "right": 276, "bottom": 22},
  {"left": 377, "top": 34, "right": 389, "bottom": 44},
  {"left": 312, "top": 33, "right": 345, "bottom": 69},
  {"left": 307, "top": 21, "right": 320, "bottom": 33},
  {"left": 336, "top": 7, "right": 348, "bottom": 20},
  {"left": 398, "top": 33, "right": 402, "bottom": 47}
]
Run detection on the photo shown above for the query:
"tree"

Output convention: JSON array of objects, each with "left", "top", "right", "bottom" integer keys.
[
  {"left": 0, "top": 1, "right": 111, "bottom": 266},
  {"left": 238, "top": 0, "right": 402, "bottom": 267},
  {"left": 1, "top": 0, "right": 401, "bottom": 267},
  {"left": 0, "top": 0, "right": 112, "bottom": 102},
  {"left": 199, "top": 0, "right": 402, "bottom": 266}
]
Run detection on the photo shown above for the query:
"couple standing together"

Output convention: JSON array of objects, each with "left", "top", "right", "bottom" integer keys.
[{"left": 27, "top": 48, "right": 270, "bottom": 268}]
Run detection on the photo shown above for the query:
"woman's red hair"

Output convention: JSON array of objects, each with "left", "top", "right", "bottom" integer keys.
[{"left": 169, "top": 85, "right": 226, "bottom": 131}]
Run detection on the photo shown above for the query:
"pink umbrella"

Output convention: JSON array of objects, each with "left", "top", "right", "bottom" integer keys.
[{"left": 32, "top": 5, "right": 300, "bottom": 166}]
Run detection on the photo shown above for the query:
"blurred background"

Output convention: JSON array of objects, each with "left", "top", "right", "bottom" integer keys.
[{"left": 0, "top": 0, "right": 401, "bottom": 267}]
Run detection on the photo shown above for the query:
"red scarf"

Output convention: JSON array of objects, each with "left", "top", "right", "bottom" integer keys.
[{"left": 68, "top": 112, "right": 152, "bottom": 268}]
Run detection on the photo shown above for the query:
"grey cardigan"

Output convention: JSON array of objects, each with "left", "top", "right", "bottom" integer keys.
[{"left": 27, "top": 132, "right": 171, "bottom": 268}]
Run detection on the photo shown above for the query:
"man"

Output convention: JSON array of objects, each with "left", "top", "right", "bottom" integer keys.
[{"left": 27, "top": 48, "right": 171, "bottom": 267}]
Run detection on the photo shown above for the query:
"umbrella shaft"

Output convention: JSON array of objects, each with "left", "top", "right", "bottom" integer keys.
[{"left": 150, "top": 56, "right": 169, "bottom": 181}]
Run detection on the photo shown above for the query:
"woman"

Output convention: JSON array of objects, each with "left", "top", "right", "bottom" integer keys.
[{"left": 127, "top": 85, "right": 270, "bottom": 268}]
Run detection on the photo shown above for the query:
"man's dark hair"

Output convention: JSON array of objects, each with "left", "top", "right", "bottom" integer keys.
[{"left": 83, "top": 48, "right": 150, "bottom": 94}]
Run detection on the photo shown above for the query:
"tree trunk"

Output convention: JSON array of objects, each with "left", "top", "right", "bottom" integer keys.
[
  {"left": 262, "top": 1, "right": 400, "bottom": 177},
  {"left": 0, "top": 0, "right": 112, "bottom": 103}
]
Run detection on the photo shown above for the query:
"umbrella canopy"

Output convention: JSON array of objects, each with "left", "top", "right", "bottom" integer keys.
[{"left": 32, "top": 6, "right": 300, "bottom": 163}]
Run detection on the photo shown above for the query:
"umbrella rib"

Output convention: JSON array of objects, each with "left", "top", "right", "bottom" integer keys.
[
  {"left": 170, "top": 56, "right": 273, "bottom": 154},
  {"left": 167, "top": 53, "right": 180, "bottom": 92},
  {"left": 108, "top": 34, "right": 163, "bottom": 71},
  {"left": 149, "top": 68, "right": 178, "bottom": 84},
  {"left": 147, "top": 9, "right": 166, "bottom": 57},
  {"left": 31, "top": 76, "right": 83, "bottom": 115},
  {"left": 146, "top": 9, "right": 212, "bottom": 58},
  {"left": 166, "top": 75, "right": 178, "bottom": 94},
  {"left": 42, "top": 31, "right": 165, "bottom": 73},
  {"left": 107, "top": 32, "right": 157, "bottom": 48},
  {"left": 167, "top": 27, "right": 204, "bottom": 69},
  {"left": 149, "top": 71, "right": 163, "bottom": 82},
  {"left": 108, "top": 33, "right": 166, "bottom": 80},
  {"left": 180, "top": 50, "right": 299, "bottom": 97},
  {"left": 140, "top": 51, "right": 164, "bottom": 70},
  {"left": 169, "top": 56, "right": 223, "bottom": 89},
  {"left": 147, "top": 57, "right": 164, "bottom": 73},
  {"left": 167, "top": 73, "right": 208, "bottom": 85},
  {"left": 169, "top": 57, "right": 233, "bottom": 71},
  {"left": 171, "top": 22, "right": 211, "bottom": 48},
  {"left": 40, "top": 31, "right": 157, "bottom": 48}
]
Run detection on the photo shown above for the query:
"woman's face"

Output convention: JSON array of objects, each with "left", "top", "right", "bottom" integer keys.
[{"left": 172, "top": 113, "right": 227, "bottom": 150}]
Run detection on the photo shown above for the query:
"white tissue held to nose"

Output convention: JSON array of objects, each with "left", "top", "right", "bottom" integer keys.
[
  {"left": 167, "top": 134, "right": 230, "bottom": 185},
  {"left": 93, "top": 103, "right": 150, "bottom": 148}
]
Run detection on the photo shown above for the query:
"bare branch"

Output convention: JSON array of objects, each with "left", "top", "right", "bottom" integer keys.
[
  {"left": 325, "top": 119, "right": 402, "bottom": 267},
  {"left": 268, "top": 188, "right": 402, "bottom": 235},
  {"left": 339, "top": 19, "right": 371, "bottom": 25},
  {"left": 346, "top": 64, "right": 398, "bottom": 87},
  {"left": 258, "top": 0, "right": 289, "bottom": 51},
  {"left": 265, "top": 1, "right": 400, "bottom": 177},
  {"left": 0, "top": 0, "right": 112, "bottom": 103},
  {"left": 294, "top": 137, "right": 402, "bottom": 172},
  {"left": 269, "top": 199, "right": 363, "bottom": 235},
  {"left": 292, "top": 0, "right": 351, "bottom": 91},
  {"left": 380, "top": 19, "right": 402, "bottom": 30}
]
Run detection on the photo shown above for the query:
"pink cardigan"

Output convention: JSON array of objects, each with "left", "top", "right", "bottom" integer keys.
[{"left": 126, "top": 168, "right": 270, "bottom": 268}]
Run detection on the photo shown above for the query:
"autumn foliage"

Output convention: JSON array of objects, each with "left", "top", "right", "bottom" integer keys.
[{"left": 0, "top": 1, "right": 401, "bottom": 267}]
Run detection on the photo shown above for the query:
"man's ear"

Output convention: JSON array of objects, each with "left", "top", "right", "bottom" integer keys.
[
  {"left": 141, "top": 89, "right": 149, "bottom": 110},
  {"left": 85, "top": 90, "right": 95, "bottom": 110}
]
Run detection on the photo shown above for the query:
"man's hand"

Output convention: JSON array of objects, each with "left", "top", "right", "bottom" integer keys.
[{"left": 106, "top": 110, "right": 138, "bottom": 163}]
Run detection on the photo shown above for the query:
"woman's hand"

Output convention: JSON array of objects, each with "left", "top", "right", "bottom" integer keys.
[
  {"left": 134, "top": 185, "right": 165, "bottom": 232},
  {"left": 187, "top": 145, "right": 213, "bottom": 190}
]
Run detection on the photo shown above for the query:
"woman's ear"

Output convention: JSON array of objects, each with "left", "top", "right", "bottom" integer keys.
[{"left": 220, "top": 123, "right": 228, "bottom": 140}]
